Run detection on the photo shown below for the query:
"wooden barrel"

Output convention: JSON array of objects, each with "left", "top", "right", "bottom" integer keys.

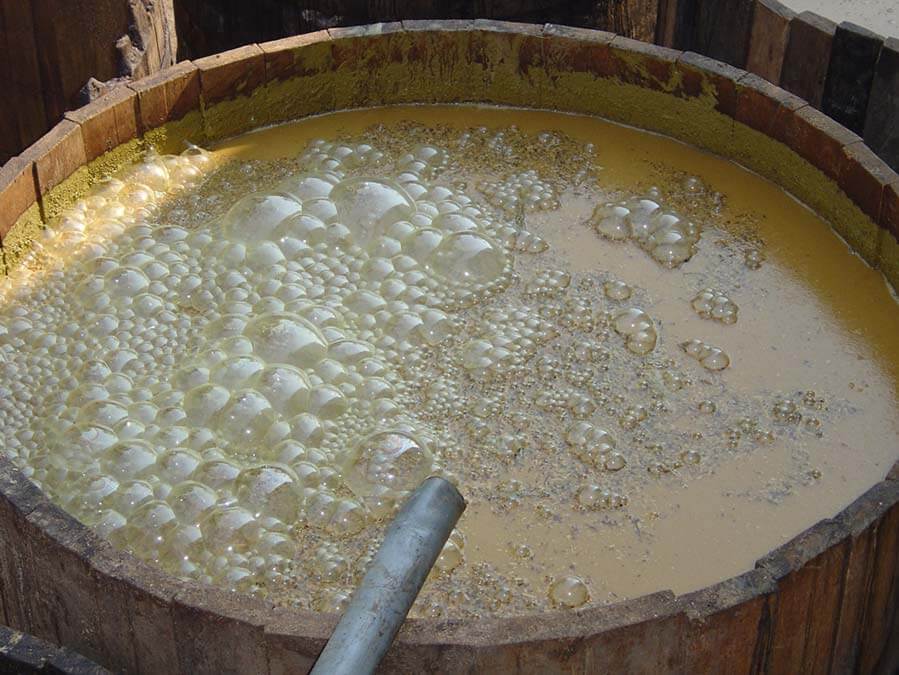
[{"left": 0, "top": 21, "right": 897, "bottom": 674}]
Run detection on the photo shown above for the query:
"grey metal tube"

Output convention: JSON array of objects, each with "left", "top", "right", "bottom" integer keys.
[{"left": 309, "top": 476, "right": 465, "bottom": 675}]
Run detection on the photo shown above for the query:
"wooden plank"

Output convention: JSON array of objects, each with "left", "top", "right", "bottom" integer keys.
[
  {"left": 194, "top": 45, "right": 266, "bottom": 105},
  {"left": 780, "top": 11, "right": 836, "bottom": 107},
  {"left": 27, "top": 120, "right": 86, "bottom": 200},
  {"left": 864, "top": 37, "right": 899, "bottom": 172},
  {"left": 0, "top": 157, "right": 38, "bottom": 240},
  {"left": 689, "top": 0, "right": 756, "bottom": 69},
  {"left": 682, "top": 569, "right": 777, "bottom": 672},
  {"left": 829, "top": 480, "right": 899, "bottom": 673},
  {"left": 838, "top": 142, "right": 894, "bottom": 223},
  {"left": 593, "top": 0, "right": 659, "bottom": 42},
  {"left": 0, "top": 0, "right": 50, "bottom": 152},
  {"left": 656, "top": 0, "right": 678, "bottom": 47},
  {"left": 830, "top": 523, "right": 878, "bottom": 672},
  {"left": 64, "top": 86, "right": 139, "bottom": 162},
  {"left": 30, "top": 0, "right": 130, "bottom": 121},
  {"left": 822, "top": 21, "right": 884, "bottom": 135},
  {"left": 755, "top": 521, "right": 850, "bottom": 674},
  {"left": 800, "top": 540, "right": 851, "bottom": 674},
  {"left": 745, "top": 0, "right": 795, "bottom": 84},
  {"left": 672, "top": 0, "right": 697, "bottom": 50},
  {"left": 0, "top": 6, "right": 18, "bottom": 162},
  {"left": 858, "top": 502, "right": 899, "bottom": 673},
  {"left": 127, "top": 61, "right": 201, "bottom": 130}
]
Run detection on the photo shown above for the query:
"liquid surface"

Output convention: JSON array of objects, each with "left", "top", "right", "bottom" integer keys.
[{"left": 1, "top": 105, "right": 898, "bottom": 618}]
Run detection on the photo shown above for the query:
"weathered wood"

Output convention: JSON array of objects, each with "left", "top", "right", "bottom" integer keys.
[
  {"left": 822, "top": 22, "right": 884, "bottom": 136},
  {"left": 0, "top": 2, "right": 49, "bottom": 159},
  {"left": 829, "top": 480, "right": 899, "bottom": 673},
  {"left": 864, "top": 37, "right": 899, "bottom": 172},
  {"left": 689, "top": 0, "right": 756, "bottom": 68},
  {"left": 672, "top": 0, "right": 697, "bottom": 50},
  {"left": 174, "top": 0, "right": 601, "bottom": 58},
  {"left": 64, "top": 86, "right": 139, "bottom": 162},
  {"left": 780, "top": 11, "right": 836, "bottom": 107},
  {"left": 831, "top": 522, "right": 878, "bottom": 672},
  {"left": 858, "top": 502, "right": 899, "bottom": 673},
  {"left": 0, "top": 0, "right": 176, "bottom": 162},
  {"left": 745, "top": 0, "right": 795, "bottom": 84},
  {"left": 171, "top": 586, "right": 274, "bottom": 675},
  {"left": 593, "top": 0, "right": 658, "bottom": 42},
  {"left": 682, "top": 569, "right": 777, "bottom": 672},
  {"left": 0, "top": 623, "right": 112, "bottom": 674},
  {"left": 0, "top": 158, "right": 38, "bottom": 241},
  {"left": 838, "top": 142, "right": 895, "bottom": 223},
  {"left": 756, "top": 521, "right": 850, "bottom": 674},
  {"left": 30, "top": 0, "right": 131, "bottom": 123},
  {"left": 0, "top": 10, "right": 15, "bottom": 164},
  {"left": 655, "top": 0, "right": 678, "bottom": 47}
]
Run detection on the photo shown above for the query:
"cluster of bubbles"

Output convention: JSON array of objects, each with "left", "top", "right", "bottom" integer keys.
[
  {"left": 691, "top": 288, "right": 738, "bottom": 324},
  {"left": 611, "top": 308, "right": 658, "bottom": 355},
  {"left": 461, "top": 305, "right": 557, "bottom": 379},
  {"left": 0, "top": 136, "right": 522, "bottom": 595},
  {"left": 744, "top": 248, "right": 765, "bottom": 270},
  {"left": 565, "top": 421, "right": 624, "bottom": 472},
  {"left": 724, "top": 418, "right": 774, "bottom": 451},
  {"left": 680, "top": 339, "right": 731, "bottom": 371},
  {"left": 0, "top": 120, "right": 840, "bottom": 618},
  {"left": 770, "top": 392, "right": 825, "bottom": 435},
  {"left": 480, "top": 169, "right": 561, "bottom": 214},
  {"left": 524, "top": 269, "right": 571, "bottom": 297},
  {"left": 589, "top": 191, "right": 701, "bottom": 268},
  {"left": 576, "top": 484, "right": 628, "bottom": 510}
]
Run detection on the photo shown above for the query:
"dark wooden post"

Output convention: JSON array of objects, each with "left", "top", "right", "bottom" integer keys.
[
  {"left": 822, "top": 22, "right": 883, "bottom": 135},
  {"left": 690, "top": 0, "right": 756, "bottom": 69},
  {"left": 864, "top": 38, "right": 899, "bottom": 172},
  {"left": 780, "top": 11, "right": 836, "bottom": 108},
  {"left": 593, "top": 0, "right": 659, "bottom": 42},
  {"left": 745, "top": 0, "right": 795, "bottom": 85}
]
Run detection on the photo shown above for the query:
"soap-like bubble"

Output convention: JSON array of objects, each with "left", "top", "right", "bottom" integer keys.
[
  {"left": 330, "top": 178, "right": 415, "bottom": 246},
  {"left": 221, "top": 193, "right": 302, "bottom": 241},
  {"left": 612, "top": 308, "right": 657, "bottom": 355},
  {"left": 244, "top": 313, "right": 328, "bottom": 366},
  {"left": 343, "top": 430, "right": 434, "bottom": 498},
  {"left": 426, "top": 231, "right": 506, "bottom": 285},
  {"left": 548, "top": 576, "right": 589, "bottom": 608},
  {"left": 235, "top": 464, "right": 302, "bottom": 522}
]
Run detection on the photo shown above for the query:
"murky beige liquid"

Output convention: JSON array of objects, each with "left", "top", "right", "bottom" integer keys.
[
  {"left": 212, "top": 105, "right": 899, "bottom": 608},
  {"left": 4, "top": 103, "right": 897, "bottom": 619}
]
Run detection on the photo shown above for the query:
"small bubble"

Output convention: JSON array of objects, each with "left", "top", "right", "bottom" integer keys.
[{"left": 548, "top": 576, "right": 589, "bottom": 609}]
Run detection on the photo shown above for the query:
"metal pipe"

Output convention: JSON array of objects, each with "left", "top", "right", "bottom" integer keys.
[{"left": 310, "top": 476, "right": 466, "bottom": 675}]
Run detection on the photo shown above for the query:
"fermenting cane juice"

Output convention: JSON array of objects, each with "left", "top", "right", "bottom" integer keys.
[{"left": 1, "top": 105, "right": 897, "bottom": 618}]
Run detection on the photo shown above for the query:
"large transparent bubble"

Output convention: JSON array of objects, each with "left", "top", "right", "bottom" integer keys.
[
  {"left": 330, "top": 178, "right": 415, "bottom": 247},
  {"left": 343, "top": 430, "right": 434, "bottom": 498},
  {"left": 243, "top": 312, "right": 328, "bottom": 367},
  {"left": 425, "top": 231, "right": 506, "bottom": 284},
  {"left": 221, "top": 193, "right": 302, "bottom": 242}
]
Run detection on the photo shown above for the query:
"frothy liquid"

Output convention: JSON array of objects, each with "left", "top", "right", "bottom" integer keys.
[{"left": 1, "top": 105, "right": 898, "bottom": 619}]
